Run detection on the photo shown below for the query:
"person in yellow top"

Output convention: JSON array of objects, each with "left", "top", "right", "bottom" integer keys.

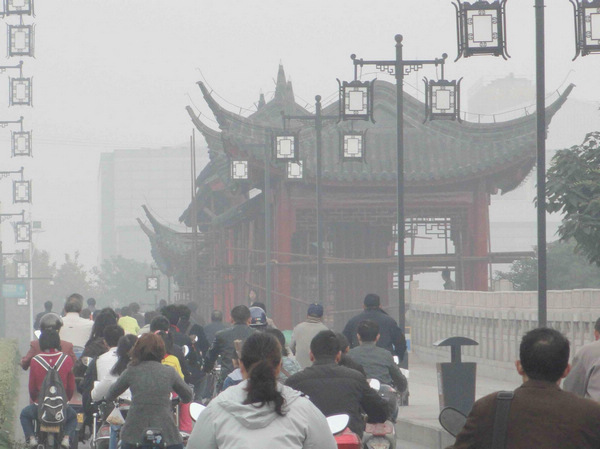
[
  {"left": 117, "top": 306, "right": 140, "bottom": 335},
  {"left": 157, "top": 331, "right": 191, "bottom": 432}
]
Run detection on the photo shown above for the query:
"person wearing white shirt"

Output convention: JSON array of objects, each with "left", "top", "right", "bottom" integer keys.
[
  {"left": 95, "top": 325, "right": 124, "bottom": 381},
  {"left": 59, "top": 294, "right": 93, "bottom": 350},
  {"left": 92, "top": 334, "right": 137, "bottom": 449}
]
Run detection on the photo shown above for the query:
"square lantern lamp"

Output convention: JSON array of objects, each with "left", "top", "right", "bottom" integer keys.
[
  {"left": 424, "top": 78, "right": 462, "bottom": 121},
  {"left": 4, "top": 0, "right": 33, "bottom": 15},
  {"left": 10, "top": 77, "right": 32, "bottom": 106},
  {"left": 231, "top": 160, "right": 249, "bottom": 180},
  {"left": 454, "top": 0, "right": 508, "bottom": 60},
  {"left": 340, "top": 131, "right": 367, "bottom": 162},
  {"left": 15, "top": 221, "right": 30, "bottom": 243},
  {"left": 8, "top": 25, "right": 34, "bottom": 57},
  {"left": 13, "top": 180, "right": 31, "bottom": 203},
  {"left": 338, "top": 79, "right": 375, "bottom": 122},
  {"left": 12, "top": 131, "right": 31, "bottom": 157},
  {"left": 286, "top": 160, "right": 304, "bottom": 180},
  {"left": 573, "top": 0, "right": 600, "bottom": 57},
  {"left": 273, "top": 132, "right": 299, "bottom": 161},
  {"left": 146, "top": 276, "right": 160, "bottom": 291},
  {"left": 16, "top": 261, "right": 29, "bottom": 279}
]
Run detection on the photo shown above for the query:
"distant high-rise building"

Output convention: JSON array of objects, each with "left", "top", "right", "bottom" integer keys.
[{"left": 98, "top": 146, "right": 199, "bottom": 263}]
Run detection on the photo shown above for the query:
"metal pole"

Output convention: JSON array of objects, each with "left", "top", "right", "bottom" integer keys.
[
  {"left": 191, "top": 131, "right": 199, "bottom": 304},
  {"left": 395, "top": 35, "right": 406, "bottom": 332},
  {"left": 535, "top": 0, "right": 547, "bottom": 327},
  {"left": 0, "top": 240, "right": 4, "bottom": 338},
  {"left": 315, "top": 95, "right": 324, "bottom": 305},
  {"left": 29, "top": 216, "right": 34, "bottom": 339},
  {"left": 168, "top": 276, "right": 171, "bottom": 303},
  {"left": 264, "top": 134, "right": 272, "bottom": 314}
]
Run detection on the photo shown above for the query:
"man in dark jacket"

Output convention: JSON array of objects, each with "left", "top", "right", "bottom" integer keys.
[
  {"left": 285, "top": 330, "right": 387, "bottom": 437},
  {"left": 203, "top": 305, "right": 255, "bottom": 380},
  {"left": 450, "top": 328, "right": 600, "bottom": 449},
  {"left": 343, "top": 293, "right": 406, "bottom": 360},
  {"left": 203, "top": 310, "right": 230, "bottom": 345}
]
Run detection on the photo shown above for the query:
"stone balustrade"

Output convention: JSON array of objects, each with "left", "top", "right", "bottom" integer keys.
[{"left": 407, "top": 287, "right": 600, "bottom": 381}]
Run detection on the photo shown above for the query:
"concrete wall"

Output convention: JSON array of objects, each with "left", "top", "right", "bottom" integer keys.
[{"left": 408, "top": 287, "right": 600, "bottom": 381}]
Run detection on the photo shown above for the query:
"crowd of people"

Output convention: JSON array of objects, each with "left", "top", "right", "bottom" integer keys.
[
  {"left": 21, "top": 291, "right": 410, "bottom": 449},
  {"left": 23, "top": 289, "right": 600, "bottom": 449}
]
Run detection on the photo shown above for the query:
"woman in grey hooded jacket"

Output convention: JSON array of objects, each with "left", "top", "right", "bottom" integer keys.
[{"left": 187, "top": 332, "right": 336, "bottom": 449}]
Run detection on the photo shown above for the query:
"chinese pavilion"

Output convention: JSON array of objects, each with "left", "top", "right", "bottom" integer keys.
[{"left": 141, "top": 66, "right": 573, "bottom": 329}]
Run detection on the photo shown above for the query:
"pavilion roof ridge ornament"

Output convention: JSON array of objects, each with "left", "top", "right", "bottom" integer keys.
[
  {"left": 141, "top": 205, "right": 180, "bottom": 237},
  {"left": 185, "top": 105, "right": 222, "bottom": 139}
]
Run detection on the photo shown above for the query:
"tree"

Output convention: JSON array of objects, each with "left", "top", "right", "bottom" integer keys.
[
  {"left": 94, "top": 256, "right": 159, "bottom": 309},
  {"left": 496, "top": 240, "right": 600, "bottom": 290},
  {"left": 546, "top": 131, "right": 600, "bottom": 266},
  {"left": 50, "top": 252, "right": 98, "bottom": 304}
]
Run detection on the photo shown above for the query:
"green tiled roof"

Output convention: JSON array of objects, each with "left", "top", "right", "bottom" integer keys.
[{"left": 189, "top": 69, "right": 572, "bottom": 189}]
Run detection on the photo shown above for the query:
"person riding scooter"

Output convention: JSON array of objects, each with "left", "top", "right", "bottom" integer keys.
[
  {"left": 20, "top": 329, "right": 77, "bottom": 448},
  {"left": 285, "top": 330, "right": 388, "bottom": 437},
  {"left": 21, "top": 313, "right": 77, "bottom": 370},
  {"left": 349, "top": 320, "right": 408, "bottom": 394}
]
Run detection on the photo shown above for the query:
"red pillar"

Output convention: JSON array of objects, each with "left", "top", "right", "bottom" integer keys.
[
  {"left": 273, "top": 186, "right": 295, "bottom": 329},
  {"left": 464, "top": 186, "right": 490, "bottom": 291}
]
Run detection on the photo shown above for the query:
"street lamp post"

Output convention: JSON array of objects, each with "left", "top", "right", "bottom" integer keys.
[
  {"left": 347, "top": 35, "right": 448, "bottom": 336},
  {"left": 535, "top": 0, "right": 547, "bottom": 327},
  {"left": 0, "top": 208, "right": 26, "bottom": 338},
  {"left": 279, "top": 95, "right": 338, "bottom": 305}
]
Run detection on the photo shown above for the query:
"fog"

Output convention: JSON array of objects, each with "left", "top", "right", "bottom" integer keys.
[{"left": 0, "top": 0, "right": 598, "bottom": 269}]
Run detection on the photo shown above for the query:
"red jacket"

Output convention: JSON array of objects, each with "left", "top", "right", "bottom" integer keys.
[
  {"left": 29, "top": 350, "right": 75, "bottom": 403},
  {"left": 21, "top": 339, "right": 76, "bottom": 371}
]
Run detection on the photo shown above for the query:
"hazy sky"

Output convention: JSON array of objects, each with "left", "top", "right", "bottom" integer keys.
[{"left": 0, "top": 0, "right": 598, "bottom": 269}]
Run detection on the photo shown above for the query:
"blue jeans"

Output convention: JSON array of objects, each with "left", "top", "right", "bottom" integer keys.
[
  {"left": 20, "top": 404, "right": 77, "bottom": 439},
  {"left": 121, "top": 444, "right": 183, "bottom": 449},
  {"left": 109, "top": 424, "right": 120, "bottom": 449}
]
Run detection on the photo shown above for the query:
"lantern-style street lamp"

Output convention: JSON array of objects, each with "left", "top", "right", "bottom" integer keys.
[
  {"left": 146, "top": 276, "right": 159, "bottom": 291},
  {"left": 453, "top": 0, "right": 509, "bottom": 60},
  {"left": 273, "top": 132, "right": 299, "bottom": 161},
  {"left": 279, "top": 95, "right": 338, "bottom": 304},
  {"left": 8, "top": 25, "right": 34, "bottom": 57},
  {"left": 424, "top": 78, "right": 463, "bottom": 121},
  {"left": 10, "top": 77, "right": 32, "bottom": 106},
  {"left": 340, "top": 130, "right": 367, "bottom": 162},
  {"left": 571, "top": 0, "right": 600, "bottom": 58},
  {"left": 338, "top": 79, "right": 375, "bottom": 122},
  {"left": 286, "top": 160, "right": 304, "bottom": 180},
  {"left": 342, "top": 35, "right": 450, "bottom": 359},
  {"left": 13, "top": 179, "right": 31, "bottom": 203},
  {"left": 4, "top": 0, "right": 34, "bottom": 15},
  {"left": 16, "top": 261, "right": 29, "bottom": 278},
  {"left": 12, "top": 130, "right": 31, "bottom": 156},
  {"left": 15, "top": 221, "right": 30, "bottom": 243},
  {"left": 230, "top": 160, "right": 249, "bottom": 180}
]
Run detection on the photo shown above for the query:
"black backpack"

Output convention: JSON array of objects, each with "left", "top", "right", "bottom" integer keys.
[{"left": 34, "top": 353, "right": 69, "bottom": 425}]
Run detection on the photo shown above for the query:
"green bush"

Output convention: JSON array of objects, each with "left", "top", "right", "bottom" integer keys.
[{"left": 0, "top": 339, "right": 18, "bottom": 449}]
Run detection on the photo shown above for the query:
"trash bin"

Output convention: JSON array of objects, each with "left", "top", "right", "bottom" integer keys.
[{"left": 434, "top": 336, "right": 478, "bottom": 416}]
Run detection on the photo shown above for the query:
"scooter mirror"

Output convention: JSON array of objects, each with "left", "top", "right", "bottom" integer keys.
[
  {"left": 81, "top": 356, "right": 92, "bottom": 367},
  {"left": 439, "top": 406, "right": 467, "bottom": 437},
  {"left": 34, "top": 330, "right": 41, "bottom": 339},
  {"left": 190, "top": 403, "right": 206, "bottom": 421},
  {"left": 182, "top": 345, "right": 190, "bottom": 357},
  {"left": 393, "top": 355, "right": 399, "bottom": 365},
  {"left": 326, "top": 414, "right": 349, "bottom": 435},
  {"left": 368, "top": 379, "right": 381, "bottom": 391}
]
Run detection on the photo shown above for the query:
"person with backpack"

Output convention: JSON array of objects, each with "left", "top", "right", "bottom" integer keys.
[{"left": 20, "top": 329, "right": 77, "bottom": 448}]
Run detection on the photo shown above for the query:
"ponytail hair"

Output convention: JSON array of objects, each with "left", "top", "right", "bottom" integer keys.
[{"left": 241, "top": 332, "right": 285, "bottom": 416}]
